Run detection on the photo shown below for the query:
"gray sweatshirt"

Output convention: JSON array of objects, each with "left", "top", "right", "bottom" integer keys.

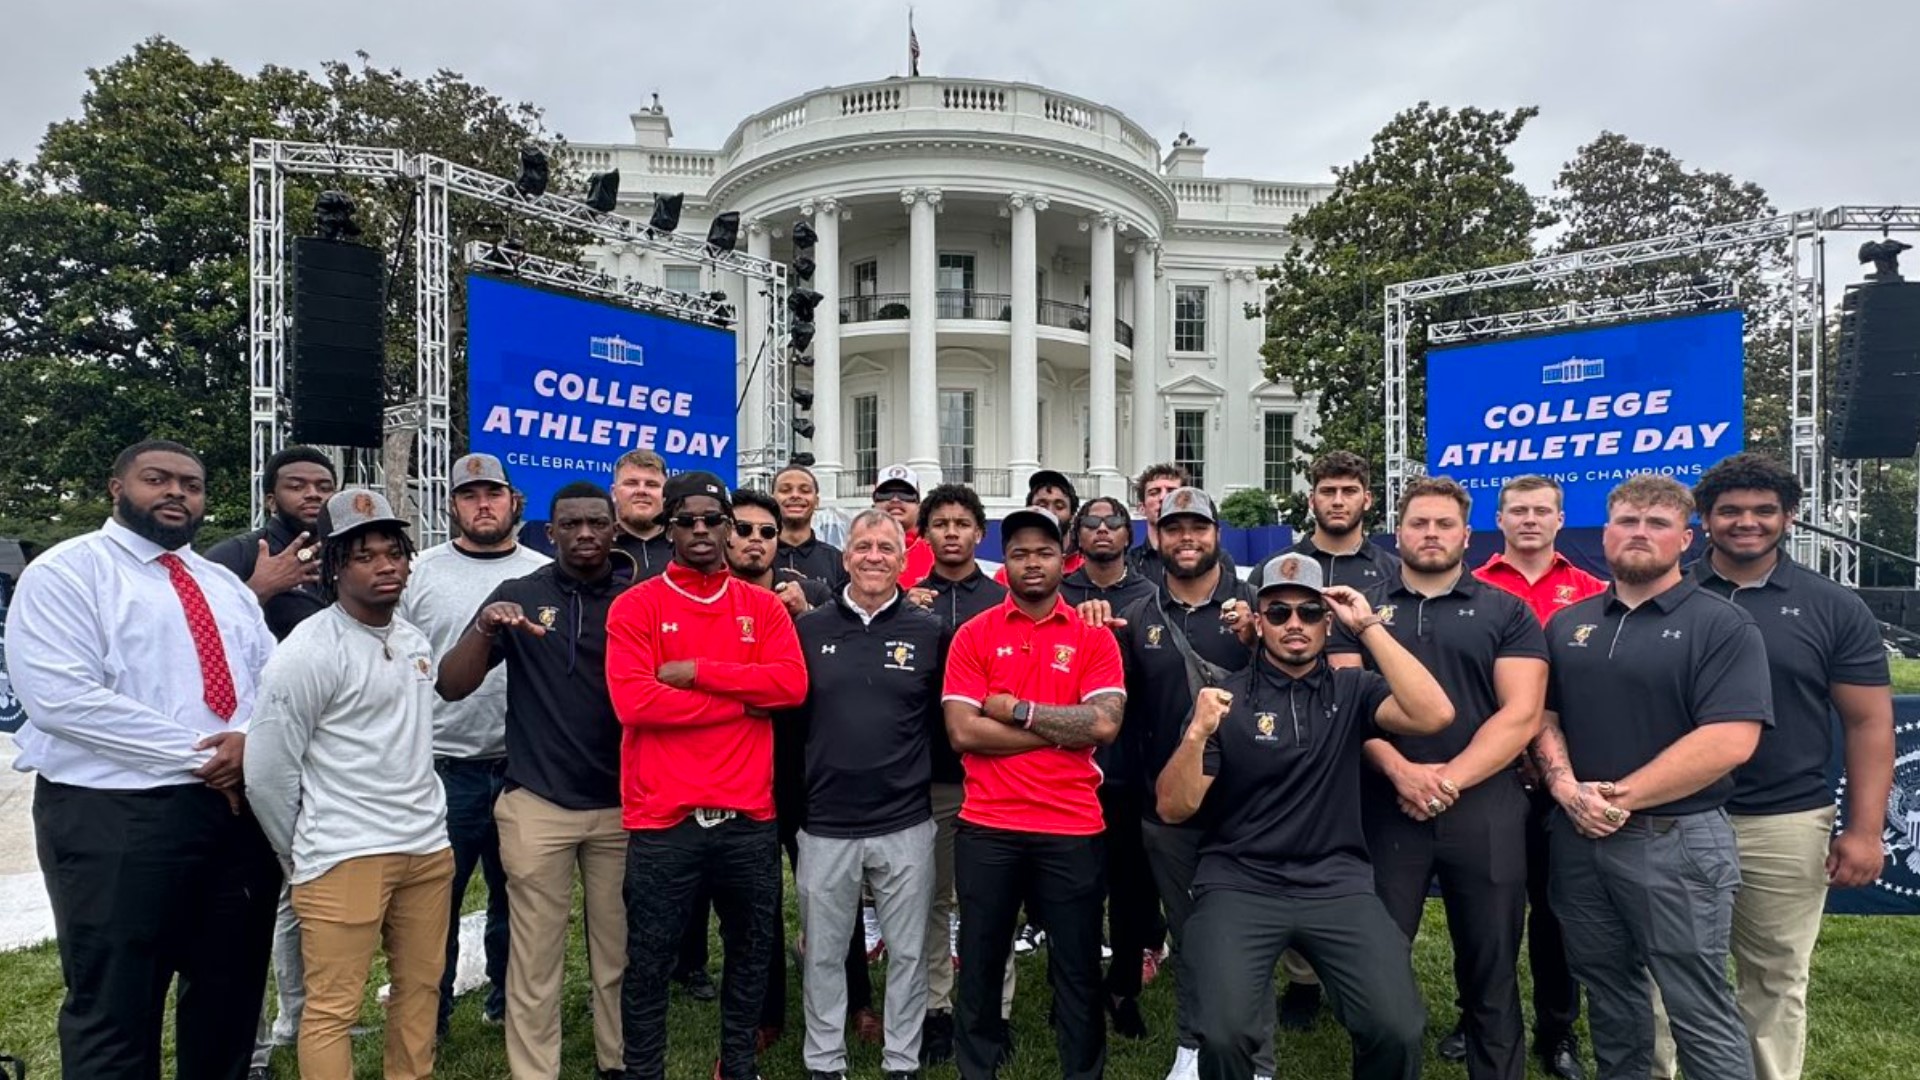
[
  {"left": 245, "top": 605, "right": 449, "bottom": 884},
  {"left": 398, "top": 541, "right": 550, "bottom": 759}
]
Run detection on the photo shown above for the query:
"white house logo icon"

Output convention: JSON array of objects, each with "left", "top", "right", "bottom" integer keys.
[
  {"left": 1541, "top": 357, "right": 1604, "bottom": 385},
  {"left": 590, "top": 335, "right": 645, "bottom": 368}
]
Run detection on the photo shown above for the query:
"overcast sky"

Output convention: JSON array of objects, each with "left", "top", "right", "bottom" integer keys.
[{"left": 9, "top": 0, "right": 1919, "bottom": 258}]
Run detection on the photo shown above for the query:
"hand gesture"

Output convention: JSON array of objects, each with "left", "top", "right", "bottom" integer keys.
[
  {"left": 1076, "top": 599, "right": 1126, "bottom": 631},
  {"left": 1389, "top": 761, "right": 1459, "bottom": 821},
  {"left": 1321, "top": 586, "right": 1375, "bottom": 632},
  {"left": 1189, "top": 687, "right": 1234, "bottom": 739},
  {"left": 192, "top": 731, "right": 247, "bottom": 791},
  {"left": 774, "top": 580, "right": 812, "bottom": 617},
  {"left": 476, "top": 602, "right": 546, "bottom": 638},
  {"left": 1220, "top": 598, "right": 1256, "bottom": 645},
  {"left": 906, "top": 586, "right": 937, "bottom": 609},
  {"left": 248, "top": 533, "right": 319, "bottom": 599},
  {"left": 1827, "top": 828, "right": 1886, "bottom": 888},
  {"left": 1553, "top": 776, "right": 1631, "bottom": 838}
]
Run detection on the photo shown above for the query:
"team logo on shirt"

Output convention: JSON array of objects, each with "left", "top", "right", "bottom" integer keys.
[
  {"left": 1554, "top": 584, "right": 1577, "bottom": 603},
  {"left": 1255, "top": 712, "right": 1279, "bottom": 742},
  {"left": 1569, "top": 624, "right": 1596, "bottom": 647},
  {"left": 996, "top": 645, "right": 1016, "bottom": 658},
  {"left": 536, "top": 606, "right": 559, "bottom": 630},
  {"left": 413, "top": 656, "right": 431, "bottom": 679},
  {"left": 1051, "top": 644, "right": 1077, "bottom": 673},
  {"left": 1781, "top": 606, "right": 1802, "bottom": 617},
  {"left": 738, "top": 616, "right": 756, "bottom": 642},
  {"left": 1376, "top": 605, "right": 1397, "bottom": 626},
  {"left": 1146, "top": 626, "right": 1164, "bottom": 649},
  {"left": 884, "top": 641, "right": 918, "bottom": 672}
]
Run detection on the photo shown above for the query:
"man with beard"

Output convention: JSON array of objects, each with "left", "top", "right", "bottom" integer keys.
[
  {"left": 612, "top": 449, "right": 674, "bottom": 580},
  {"left": 1160, "top": 554, "right": 1452, "bottom": 1080},
  {"left": 1642, "top": 454, "right": 1891, "bottom": 1080},
  {"left": 1532, "top": 475, "right": 1771, "bottom": 1080},
  {"left": 605, "top": 471, "right": 809, "bottom": 1080},
  {"left": 874, "top": 464, "right": 935, "bottom": 587},
  {"left": 247, "top": 490, "right": 452, "bottom": 1080},
  {"left": 436, "top": 481, "right": 631, "bottom": 1080},
  {"left": 1327, "top": 477, "right": 1547, "bottom": 1080},
  {"left": 1060, "top": 496, "right": 1163, "bottom": 1041},
  {"left": 1250, "top": 451, "right": 1399, "bottom": 598},
  {"left": 904, "top": 483, "right": 1010, "bottom": 1064},
  {"left": 1111, "top": 487, "right": 1262, "bottom": 1080},
  {"left": 399, "top": 453, "right": 551, "bottom": 1040},
  {"left": 791, "top": 509, "right": 945, "bottom": 1080},
  {"left": 1126, "top": 464, "right": 1235, "bottom": 584},
  {"left": 1462, "top": 475, "right": 1605, "bottom": 1080},
  {"left": 774, "top": 463, "right": 848, "bottom": 591},
  {"left": 942, "top": 508, "right": 1127, "bottom": 1080},
  {"left": 206, "top": 445, "right": 335, "bottom": 1078},
  {"left": 8, "top": 439, "right": 281, "bottom": 1080}
]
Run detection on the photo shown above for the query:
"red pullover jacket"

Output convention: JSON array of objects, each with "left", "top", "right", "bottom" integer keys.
[{"left": 606, "top": 561, "right": 809, "bottom": 829}]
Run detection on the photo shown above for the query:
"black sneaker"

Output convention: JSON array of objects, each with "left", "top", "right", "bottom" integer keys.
[
  {"left": 1277, "top": 981, "right": 1321, "bottom": 1031},
  {"left": 677, "top": 968, "right": 719, "bottom": 1002},
  {"left": 598, "top": 1070, "right": 622, "bottom": 1080},
  {"left": 1437, "top": 1018, "right": 1468, "bottom": 1062},
  {"left": 920, "top": 1010, "right": 954, "bottom": 1065},
  {"left": 1108, "top": 994, "right": 1149, "bottom": 1039},
  {"left": 884, "top": 1072, "right": 921, "bottom": 1080},
  {"left": 1536, "top": 1033, "right": 1586, "bottom": 1080},
  {"left": 806, "top": 1072, "right": 845, "bottom": 1080}
]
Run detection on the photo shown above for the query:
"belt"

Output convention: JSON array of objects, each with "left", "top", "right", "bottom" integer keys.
[
  {"left": 691, "top": 808, "right": 739, "bottom": 829},
  {"left": 1613, "top": 814, "right": 1683, "bottom": 834}
]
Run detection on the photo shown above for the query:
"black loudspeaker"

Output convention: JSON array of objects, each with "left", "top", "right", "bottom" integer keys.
[
  {"left": 1828, "top": 280, "right": 1920, "bottom": 459},
  {"left": 290, "top": 237, "right": 385, "bottom": 448}
]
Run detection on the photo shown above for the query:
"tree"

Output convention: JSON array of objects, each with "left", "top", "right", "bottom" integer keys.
[
  {"left": 1547, "top": 132, "right": 1788, "bottom": 454},
  {"left": 1253, "top": 103, "right": 1553, "bottom": 487},
  {"left": 1218, "top": 487, "right": 1279, "bottom": 528},
  {"left": 0, "top": 38, "right": 572, "bottom": 543}
]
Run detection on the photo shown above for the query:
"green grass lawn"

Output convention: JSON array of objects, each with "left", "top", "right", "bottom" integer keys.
[
  {"left": 0, "top": 882, "right": 1915, "bottom": 1079},
  {"left": 1889, "top": 656, "right": 1920, "bottom": 694}
]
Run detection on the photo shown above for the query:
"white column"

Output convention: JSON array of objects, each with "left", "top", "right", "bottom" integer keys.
[
  {"left": 904, "top": 187, "right": 943, "bottom": 484},
  {"left": 1129, "top": 238, "right": 1160, "bottom": 480},
  {"left": 803, "top": 198, "right": 844, "bottom": 490},
  {"left": 1008, "top": 192, "right": 1046, "bottom": 477},
  {"left": 1086, "top": 211, "right": 1119, "bottom": 494},
  {"left": 743, "top": 221, "right": 772, "bottom": 465}
]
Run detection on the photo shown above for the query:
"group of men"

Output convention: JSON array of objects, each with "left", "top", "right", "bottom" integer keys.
[{"left": 3, "top": 434, "right": 1893, "bottom": 1080}]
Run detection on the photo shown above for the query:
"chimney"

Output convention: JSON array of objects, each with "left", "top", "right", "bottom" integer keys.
[
  {"left": 1162, "top": 131, "right": 1207, "bottom": 177},
  {"left": 630, "top": 93, "right": 673, "bottom": 148}
]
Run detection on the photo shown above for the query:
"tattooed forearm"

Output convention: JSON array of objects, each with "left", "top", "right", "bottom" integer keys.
[
  {"left": 1530, "top": 722, "right": 1572, "bottom": 788},
  {"left": 1028, "top": 693, "right": 1124, "bottom": 748}
]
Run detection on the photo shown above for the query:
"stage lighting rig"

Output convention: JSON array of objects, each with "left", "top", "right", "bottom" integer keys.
[
  {"left": 792, "top": 255, "right": 817, "bottom": 281},
  {"left": 793, "top": 419, "right": 816, "bottom": 440},
  {"left": 792, "top": 388, "right": 814, "bottom": 409},
  {"left": 585, "top": 169, "right": 621, "bottom": 213},
  {"left": 791, "top": 344, "right": 815, "bottom": 365},
  {"left": 313, "top": 190, "right": 362, "bottom": 242},
  {"left": 790, "top": 452, "right": 817, "bottom": 468},
  {"left": 1861, "top": 238, "right": 1912, "bottom": 281},
  {"left": 706, "top": 211, "right": 740, "bottom": 253},
  {"left": 791, "top": 220, "right": 818, "bottom": 250},
  {"left": 650, "top": 193, "right": 684, "bottom": 233},
  {"left": 515, "top": 148, "right": 549, "bottom": 198}
]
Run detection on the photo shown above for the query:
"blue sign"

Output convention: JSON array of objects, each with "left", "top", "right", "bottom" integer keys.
[
  {"left": 1829, "top": 696, "right": 1920, "bottom": 915},
  {"left": 466, "top": 274, "right": 738, "bottom": 512},
  {"left": 1425, "top": 310, "right": 1745, "bottom": 529}
]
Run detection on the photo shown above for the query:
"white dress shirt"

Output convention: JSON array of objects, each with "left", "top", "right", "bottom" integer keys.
[{"left": 5, "top": 519, "right": 275, "bottom": 789}]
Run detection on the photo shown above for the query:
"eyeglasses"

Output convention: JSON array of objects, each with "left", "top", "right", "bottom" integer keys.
[
  {"left": 873, "top": 490, "right": 920, "bottom": 504},
  {"left": 1078, "top": 512, "right": 1129, "bottom": 532},
  {"left": 1261, "top": 600, "right": 1329, "bottom": 626},
  {"left": 733, "top": 522, "right": 778, "bottom": 540},
  {"left": 669, "top": 512, "right": 729, "bottom": 530}
]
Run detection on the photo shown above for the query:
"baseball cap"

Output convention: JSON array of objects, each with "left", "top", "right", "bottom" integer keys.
[
  {"left": 1255, "top": 552, "right": 1327, "bottom": 597},
  {"left": 1026, "top": 469, "right": 1079, "bottom": 507},
  {"left": 1157, "top": 486, "right": 1219, "bottom": 525},
  {"left": 1001, "top": 507, "right": 1065, "bottom": 547},
  {"left": 319, "top": 488, "right": 410, "bottom": 541},
  {"left": 450, "top": 452, "right": 509, "bottom": 491},
  {"left": 662, "top": 470, "right": 732, "bottom": 516},
  {"left": 874, "top": 463, "right": 920, "bottom": 496}
]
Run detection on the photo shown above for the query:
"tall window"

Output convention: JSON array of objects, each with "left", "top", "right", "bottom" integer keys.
[
  {"left": 850, "top": 259, "right": 879, "bottom": 321},
  {"left": 663, "top": 265, "right": 701, "bottom": 293},
  {"left": 1174, "top": 409, "right": 1208, "bottom": 491},
  {"left": 938, "top": 253, "right": 976, "bottom": 293},
  {"left": 1263, "top": 411, "right": 1297, "bottom": 493},
  {"left": 852, "top": 394, "right": 879, "bottom": 487},
  {"left": 1173, "top": 284, "right": 1209, "bottom": 352},
  {"left": 939, "top": 390, "right": 977, "bottom": 481}
]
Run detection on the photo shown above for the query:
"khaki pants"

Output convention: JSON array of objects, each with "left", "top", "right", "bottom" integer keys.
[
  {"left": 1651, "top": 806, "right": 1832, "bottom": 1080},
  {"left": 925, "top": 782, "right": 1017, "bottom": 1017},
  {"left": 495, "top": 786, "right": 628, "bottom": 1078},
  {"left": 292, "top": 848, "right": 454, "bottom": 1080}
]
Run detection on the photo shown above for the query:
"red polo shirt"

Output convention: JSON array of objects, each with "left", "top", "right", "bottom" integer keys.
[
  {"left": 941, "top": 594, "right": 1126, "bottom": 836},
  {"left": 899, "top": 530, "right": 935, "bottom": 589},
  {"left": 1474, "top": 551, "right": 1607, "bottom": 627}
]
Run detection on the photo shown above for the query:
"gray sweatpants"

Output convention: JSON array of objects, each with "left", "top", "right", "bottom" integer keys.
[
  {"left": 251, "top": 882, "right": 303, "bottom": 1068},
  {"left": 1549, "top": 808, "right": 1753, "bottom": 1080},
  {"left": 797, "top": 819, "right": 937, "bottom": 1073}
]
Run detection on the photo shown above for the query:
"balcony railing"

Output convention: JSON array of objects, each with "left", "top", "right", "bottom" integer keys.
[
  {"left": 833, "top": 466, "right": 1105, "bottom": 501},
  {"left": 843, "top": 290, "right": 1133, "bottom": 345}
]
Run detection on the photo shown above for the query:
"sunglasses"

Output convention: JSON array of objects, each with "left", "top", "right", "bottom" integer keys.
[
  {"left": 669, "top": 512, "right": 730, "bottom": 530},
  {"left": 873, "top": 490, "right": 920, "bottom": 504},
  {"left": 733, "top": 522, "right": 779, "bottom": 541},
  {"left": 1261, "top": 600, "right": 1329, "bottom": 626},
  {"left": 1078, "top": 512, "right": 1129, "bottom": 532}
]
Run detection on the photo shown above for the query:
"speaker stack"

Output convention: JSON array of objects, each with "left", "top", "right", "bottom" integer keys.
[
  {"left": 1827, "top": 280, "right": 1920, "bottom": 460},
  {"left": 289, "top": 237, "right": 386, "bottom": 448}
]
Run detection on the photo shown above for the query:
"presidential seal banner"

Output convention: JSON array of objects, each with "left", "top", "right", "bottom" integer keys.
[
  {"left": 1425, "top": 310, "right": 1746, "bottom": 529},
  {"left": 465, "top": 273, "right": 738, "bottom": 511}
]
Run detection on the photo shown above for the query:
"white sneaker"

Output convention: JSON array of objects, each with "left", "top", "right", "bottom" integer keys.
[
  {"left": 1165, "top": 1045, "right": 1200, "bottom": 1080},
  {"left": 1255, "top": 1074, "right": 1273, "bottom": 1080}
]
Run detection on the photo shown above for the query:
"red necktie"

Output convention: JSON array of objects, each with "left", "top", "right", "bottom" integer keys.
[{"left": 157, "top": 553, "right": 238, "bottom": 722}]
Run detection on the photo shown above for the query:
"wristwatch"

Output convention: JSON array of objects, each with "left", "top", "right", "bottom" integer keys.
[{"left": 1011, "top": 700, "right": 1034, "bottom": 728}]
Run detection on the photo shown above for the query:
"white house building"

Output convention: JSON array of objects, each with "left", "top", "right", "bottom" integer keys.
[{"left": 570, "top": 76, "right": 1331, "bottom": 507}]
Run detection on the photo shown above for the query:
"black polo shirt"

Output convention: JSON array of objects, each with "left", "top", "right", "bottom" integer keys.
[
  {"left": 613, "top": 529, "right": 674, "bottom": 581},
  {"left": 918, "top": 565, "right": 1009, "bottom": 784},
  {"left": 776, "top": 532, "right": 849, "bottom": 592},
  {"left": 1249, "top": 534, "right": 1401, "bottom": 591},
  {"left": 1127, "top": 541, "right": 1237, "bottom": 586},
  {"left": 1545, "top": 578, "right": 1774, "bottom": 817},
  {"left": 480, "top": 563, "right": 630, "bottom": 811},
  {"left": 205, "top": 517, "right": 327, "bottom": 641},
  {"left": 1194, "top": 655, "right": 1393, "bottom": 899},
  {"left": 1692, "top": 553, "right": 1888, "bottom": 816},
  {"left": 789, "top": 591, "right": 944, "bottom": 838},
  {"left": 1327, "top": 571, "right": 1546, "bottom": 762},
  {"left": 1062, "top": 562, "right": 1157, "bottom": 785},
  {"left": 1117, "top": 570, "right": 1256, "bottom": 815}
]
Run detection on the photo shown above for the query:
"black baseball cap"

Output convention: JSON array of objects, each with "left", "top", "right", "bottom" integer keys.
[
  {"left": 1001, "top": 507, "right": 1065, "bottom": 547},
  {"left": 662, "top": 470, "right": 732, "bottom": 517}
]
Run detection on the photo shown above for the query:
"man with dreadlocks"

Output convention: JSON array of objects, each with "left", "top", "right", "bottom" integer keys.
[{"left": 246, "top": 489, "right": 453, "bottom": 1080}]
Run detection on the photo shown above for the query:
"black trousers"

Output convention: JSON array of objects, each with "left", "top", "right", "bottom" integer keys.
[
  {"left": 34, "top": 778, "right": 281, "bottom": 1080},
  {"left": 621, "top": 817, "right": 780, "bottom": 1080},
  {"left": 1187, "top": 888, "right": 1425, "bottom": 1080},
  {"left": 1099, "top": 785, "right": 1165, "bottom": 999},
  {"left": 1525, "top": 784, "right": 1580, "bottom": 1044},
  {"left": 1366, "top": 772, "right": 1529, "bottom": 1080},
  {"left": 954, "top": 822, "right": 1106, "bottom": 1080},
  {"left": 435, "top": 756, "right": 510, "bottom": 1028}
]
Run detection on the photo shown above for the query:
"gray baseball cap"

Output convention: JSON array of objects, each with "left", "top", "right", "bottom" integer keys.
[
  {"left": 320, "top": 488, "right": 410, "bottom": 541},
  {"left": 1157, "top": 486, "right": 1218, "bottom": 524},
  {"left": 451, "top": 452, "right": 510, "bottom": 491},
  {"left": 1255, "top": 552, "right": 1327, "bottom": 597}
]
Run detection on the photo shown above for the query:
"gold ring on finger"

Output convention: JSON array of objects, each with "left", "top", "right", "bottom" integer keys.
[
  {"left": 1604, "top": 806, "right": 1625, "bottom": 824},
  {"left": 1425, "top": 797, "right": 1445, "bottom": 815}
]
